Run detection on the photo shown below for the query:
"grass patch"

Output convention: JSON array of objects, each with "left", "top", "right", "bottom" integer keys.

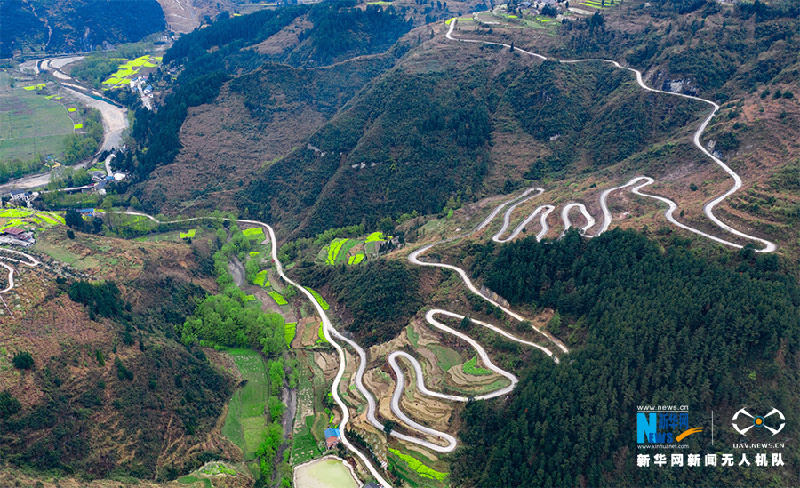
[
  {"left": 389, "top": 448, "right": 449, "bottom": 482},
  {"left": 305, "top": 287, "right": 329, "bottom": 310},
  {"left": 462, "top": 356, "right": 491, "bottom": 375},
  {"left": 221, "top": 349, "right": 270, "bottom": 460},
  {"left": 428, "top": 344, "right": 462, "bottom": 372},
  {"left": 268, "top": 291, "right": 288, "bottom": 305}
]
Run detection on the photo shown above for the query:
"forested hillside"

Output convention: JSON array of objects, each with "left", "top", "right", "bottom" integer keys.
[
  {"left": 125, "top": 2, "right": 414, "bottom": 216},
  {"left": 0, "top": 0, "right": 165, "bottom": 57},
  {"left": 451, "top": 230, "right": 800, "bottom": 486},
  {"left": 241, "top": 56, "right": 705, "bottom": 237},
  {"left": 0, "top": 228, "right": 241, "bottom": 482}
]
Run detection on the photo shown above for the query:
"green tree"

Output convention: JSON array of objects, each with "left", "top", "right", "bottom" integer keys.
[
  {"left": 65, "top": 209, "right": 85, "bottom": 230},
  {"left": 0, "top": 391, "right": 21, "bottom": 416},
  {"left": 269, "top": 360, "right": 285, "bottom": 396},
  {"left": 12, "top": 351, "right": 34, "bottom": 370}
]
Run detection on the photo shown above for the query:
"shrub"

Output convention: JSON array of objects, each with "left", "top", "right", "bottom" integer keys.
[{"left": 12, "top": 351, "right": 34, "bottom": 370}]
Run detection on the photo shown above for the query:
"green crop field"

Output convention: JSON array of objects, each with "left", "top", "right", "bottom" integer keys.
[
  {"left": 179, "top": 229, "right": 196, "bottom": 238},
  {"left": 0, "top": 209, "right": 65, "bottom": 231},
  {"left": 326, "top": 238, "right": 348, "bottom": 264},
  {"left": 338, "top": 239, "right": 359, "bottom": 261},
  {"left": 317, "top": 322, "right": 327, "bottom": 343},
  {"left": 364, "top": 231, "right": 386, "bottom": 243},
  {"left": 253, "top": 269, "right": 269, "bottom": 286},
  {"left": 284, "top": 322, "right": 297, "bottom": 347},
  {"left": 102, "top": 55, "right": 160, "bottom": 87},
  {"left": 268, "top": 291, "right": 288, "bottom": 305},
  {"left": 389, "top": 448, "right": 449, "bottom": 482},
  {"left": 0, "top": 72, "right": 74, "bottom": 162},
  {"left": 462, "top": 356, "right": 491, "bottom": 376},
  {"left": 428, "top": 344, "right": 462, "bottom": 372},
  {"left": 292, "top": 414, "right": 320, "bottom": 465},
  {"left": 222, "top": 349, "right": 270, "bottom": 460},
  {"left": 347, "top": 253, "right": 365, "bottom": 265},
  {"left": 305, "top": 287, "right": 329, "bottom": 310},
  {"left": 243, "top": 227, "right": 266, "bottom": 240}
]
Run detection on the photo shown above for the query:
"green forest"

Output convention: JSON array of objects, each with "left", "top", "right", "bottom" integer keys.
[
  {"left": 291, "top": 259, "right": 422, "bottom": 346},
  {"left": 451, "top": 230, "right": 800, "bottom": 486},
  {"left": 0, "top": 0, "right": 165, "bottom": 57}
]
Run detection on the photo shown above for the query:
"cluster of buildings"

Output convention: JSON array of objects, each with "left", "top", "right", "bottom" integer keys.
[
  {"left": 130, "top": 76, "right": 155, "bottom": 110},
  {"left": 504, "top": 0, "right": 566, "bottom": 18},
  {"left": 0, "top": 227, "right": 35, "bottom": 247}
]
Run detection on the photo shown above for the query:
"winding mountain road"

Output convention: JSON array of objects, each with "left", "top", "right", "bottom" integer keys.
[
  {"left": 11, "top": 18, "right": 776, "bottom": 484},
  {"left": 445, "top": 19, "right": 777, "bottom": 253},
  {"left": 0, "top": 249, "right": 42, "bottom": 294}
]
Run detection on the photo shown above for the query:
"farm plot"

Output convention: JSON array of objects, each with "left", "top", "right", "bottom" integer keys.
[
  {"left": 222, "top": 348, "right": 270, "bottom": 460},
  {"left": 285, "top": 322, "right": 297, "bottom": 347},
  {"left": 0, "top": 209, "right": 65, "bottom": 231},
  {"left": 0, "top": 72, "right": 74, "bottom": 161},
  {"left": 243, "top": 227, "right": 266, "bottom": 241},
  {"left": 580, "top": 0, "right": 620, "bottom": 9},
  {"left": 292, "top": 352, "right": 329, "bottom": 465},
  {"left": 462, "top": 356, "right": 491, "bottom": 375},
  {"left": 253, "top": 269, "right": 270, "bottom": 286},
  {"left": 388, "top": 447, "right": 449, "bottom": 485},
  {"left": 318, "top": 233, "right": 381, "bottom": 267},
  {"left": 268, "top": 290, "right": 288, "bottom": 305},
  {"left": 304, "top": 287, "right": 329, "bottom": 310},
  {"left": 101, "top": 55, "right": 161, "bottom": 87}
]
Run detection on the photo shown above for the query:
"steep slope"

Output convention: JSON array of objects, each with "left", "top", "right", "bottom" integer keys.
[
  {"left": 241, "top": 36, "right": 709, "bottom": 238},
  {"left": 129, "top": 4, "right": 414, "bottom": 216},
  {"left": 0, "top": 226, "right": 237, "bottom": 481},
  {"left": 0, "top": 0, "right": 166, "bottom": 57}
]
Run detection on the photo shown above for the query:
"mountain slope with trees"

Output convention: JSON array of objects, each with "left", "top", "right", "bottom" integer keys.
[{"left": 451, "top": 229, "right": 800, "bottom": 486}]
